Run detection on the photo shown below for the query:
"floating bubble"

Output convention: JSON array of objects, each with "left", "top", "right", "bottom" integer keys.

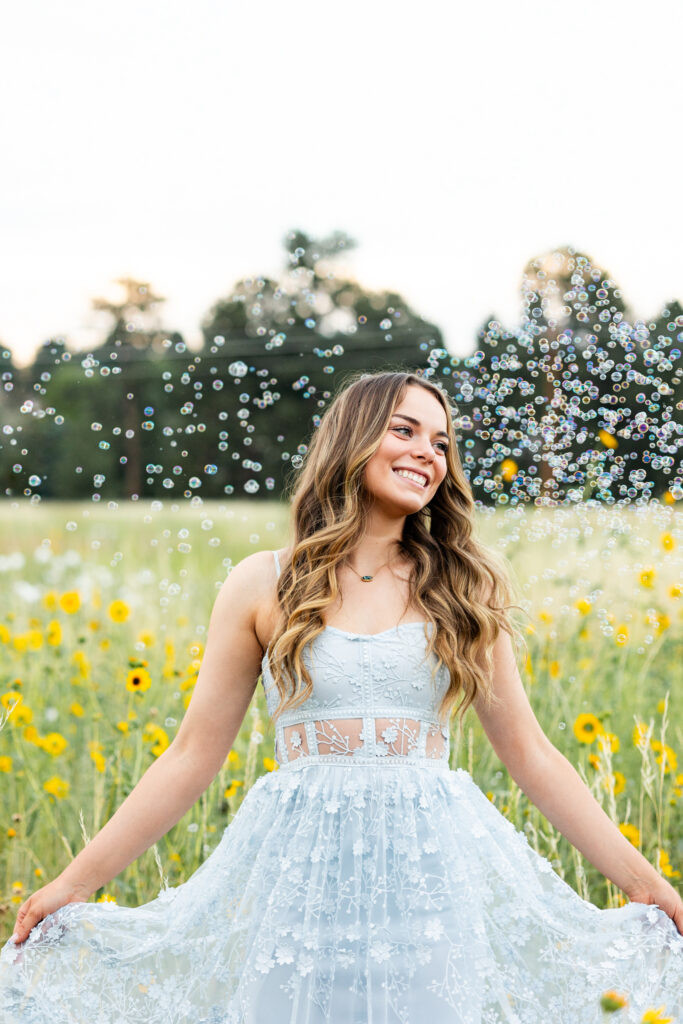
[
  {"left": 28, "top": 474, "right": 41, "bottom": 486},
  {"left": 91, "top": 422, "right": 103, "bottom": 432},
  {"left": 244, "top": 479, "right": 259, "bottom": 493},
  {"left": 204, "top": 465, "right": 218, "bottom": 475},
  {"left": 228, "top": 361, "right": 248, "bottom": 377},
  {"left": 188, "top": 477, "right": 201, "bottom": 488}
]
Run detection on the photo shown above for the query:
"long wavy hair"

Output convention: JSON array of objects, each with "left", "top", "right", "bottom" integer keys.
[{"left": 267, "top": 369, "right": 529, "bottom": 733}]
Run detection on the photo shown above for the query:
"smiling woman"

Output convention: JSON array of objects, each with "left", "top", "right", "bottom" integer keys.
[{"left": 2, "top": 370, "right": 683, "bottom": 1024}]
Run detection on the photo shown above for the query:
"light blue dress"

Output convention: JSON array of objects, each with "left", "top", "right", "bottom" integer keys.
[{"left": 2, "top": 549, "right": 683, "bottom": 1022}]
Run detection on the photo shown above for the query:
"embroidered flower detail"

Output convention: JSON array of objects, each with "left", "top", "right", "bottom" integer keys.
[
  {"left": 297, "top": 952, "right": 315, "bottom": 976},
  {"left": 370, "top": 941, "right": 392, "bottom": 963}
]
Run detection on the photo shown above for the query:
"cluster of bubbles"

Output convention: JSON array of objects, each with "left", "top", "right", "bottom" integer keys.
[{"left": 0, "top": 249, "right": 680, "bottom": 583}]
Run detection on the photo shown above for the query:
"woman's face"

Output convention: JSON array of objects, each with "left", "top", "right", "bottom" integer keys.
[{"left": 362, "top": 385, "right": 450, "bottom": 513}]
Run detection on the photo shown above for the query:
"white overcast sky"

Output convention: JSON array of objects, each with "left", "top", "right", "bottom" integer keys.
[{"left": 2, "top": 0, "right": 682, "bottom": 368}]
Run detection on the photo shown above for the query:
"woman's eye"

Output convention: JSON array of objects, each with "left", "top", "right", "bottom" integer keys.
[{"left": 393, "top": 426, "right": 448, "bottom": 454}]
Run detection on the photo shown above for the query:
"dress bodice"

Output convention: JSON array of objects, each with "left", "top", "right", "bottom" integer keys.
[{"left": 260, "top": 551, "right": 451, "bottom": 768}]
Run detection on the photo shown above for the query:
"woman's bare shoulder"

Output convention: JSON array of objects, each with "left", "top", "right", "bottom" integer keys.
[{"left": 229, "top": 548, "right": 291, "bottom": 652}]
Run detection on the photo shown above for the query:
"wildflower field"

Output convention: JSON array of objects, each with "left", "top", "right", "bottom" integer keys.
[{"left": 0, "top": 498, "right": 681, "bottom": 948}]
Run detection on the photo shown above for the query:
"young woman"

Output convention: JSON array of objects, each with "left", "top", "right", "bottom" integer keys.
[{"left": 2, "top": 370, "right": 682, "bottom": 1022}]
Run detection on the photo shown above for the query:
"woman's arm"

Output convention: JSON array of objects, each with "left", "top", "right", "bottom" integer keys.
[
  {"left": 13, "top": 552, "right": 270, "bottom": 940},
  {"left": 472, "top": 628, "right": 683, "bottom": 931}
]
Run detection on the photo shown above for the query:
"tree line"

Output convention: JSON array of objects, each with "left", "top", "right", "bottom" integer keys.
[{"left": 0, "top": 232, "right": 680, "bottom": 505}]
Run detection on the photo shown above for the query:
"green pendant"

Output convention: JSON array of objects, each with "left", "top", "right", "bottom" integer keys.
[{"left": 360, "top": 575, "right": 374, "bottom": 582}]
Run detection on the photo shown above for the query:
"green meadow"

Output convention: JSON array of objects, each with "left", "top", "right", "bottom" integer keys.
[{"left": 0, "top": 499, "right": 681, "bottom": 943}]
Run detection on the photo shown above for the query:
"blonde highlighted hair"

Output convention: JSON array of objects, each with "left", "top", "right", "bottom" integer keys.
[{"left": 267, "top": 369, "right": 528, "bottom": 733}]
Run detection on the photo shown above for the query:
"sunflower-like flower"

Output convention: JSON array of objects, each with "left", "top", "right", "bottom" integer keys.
[
  {"left": 573, "top": 713, "right": 604, "bottom": 744},
  {"left": 59, "top": 591, "right": 81, "bottom": 614},
  {"left": 126, "top": 667, "right": 152, "bottom": 694},
  {"left": 109, "top": 599, "right": 130, "bottom": 623}
]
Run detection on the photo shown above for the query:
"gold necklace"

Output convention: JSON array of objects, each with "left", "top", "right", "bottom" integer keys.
[{"left": 345, "top": 558, "right": 392, "bottom": 583}]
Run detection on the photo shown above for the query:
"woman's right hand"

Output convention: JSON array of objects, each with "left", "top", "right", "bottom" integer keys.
[{"left": 10, "top": 876, "right": 92, "bottom": 948}]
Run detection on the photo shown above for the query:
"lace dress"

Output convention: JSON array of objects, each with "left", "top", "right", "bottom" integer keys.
[{"left": 1, "top": 550, "right": 683, "bottom": 1023}]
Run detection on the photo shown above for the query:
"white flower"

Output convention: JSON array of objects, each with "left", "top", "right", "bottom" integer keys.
[
  {"left": 254, "top": 950, "right": 274, "bottom": 974},
  {"left": 290, "top": 730, "right": 302, "bottom": 748},
  {"left": 424, "top": 918, "right": 444, "bottom": 941},
  {"left": 297, "top": 952, "right": 315, "bottom": 976},
  {"left": 370, "top": 941, "right": 392, "bottom": 963},
  {"left": 353, "top": 839, "right": 364, "bottom": 857},
  {"left": 324, "top": 799, "right": 340, "bottom": 814},
  {"left": 423, "top": 838, "right": 439, "bottom": 854},
  {"left": 275, "top": 945, "right": 295, "bottom": 965},
  {"left": 381, "top": 726, "right": 399, "bottom": 744}
]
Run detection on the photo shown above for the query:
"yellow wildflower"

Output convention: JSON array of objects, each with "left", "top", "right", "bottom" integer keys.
[
  {"left": 641, "top": 1006, "right": 673, "bottom": 1023},
  {"left": 46, "top": 620, "right": 62, "bottom": 646},
  {"left": 538, "top": 610, "right": 553, "bottom": 624},
  {"left": 43, "top": 775, "right": 70, "bottom": 799},
  {"left": 588, "top": 754, "right": 601, "bottom": 770},
  {"left": 639, "top": 569, "right": 656, "bottom": 589},
  {"left": 10, "top": 704, "right": 33, "bottom": 727},
  {"left": 658, "top": 850, "right": 681, "bottom": 879},
  {"left": 224, "top": 780, "right": 244, "bottom": 799},
  {"left": 138, "top": 630, "right": 156, "bottom": 647},
  {"left": 633, "top": 721, "right": 651, "bottom": 749},
  {"left": 500, "top": 458, "right": 518, "bottom": 481},
  {"left": 96, "top": 893, "right": 117, "bottom": 903},
  {"left": 126, "top": 667, "right": 152, "bottom": 694},
  {"left": 43, "top": 591, "right": 58, "bottom": 611},
  {"left": 600, "top": 990, "right": 628, "bottom": 1011},
  {"left": 655, "top": 614, "right": 670, "bottom": 635},
  {"left": 1, "top": 690, "right": 22, "bottom": 710},
  {"left": 143, "top": 723, "right": 169, "bottom": 756},
  {"left": 227, "top": 749, "right": 240, "bottom": 767},
  {"left": 619, "top": 823, "right": 640, "bottom": 847},
  {"left": 23, "top": 725, "right": 41, "bottom": 745},
  {"left": 575, "top": 598, "right": 591, "bottom": 615},
  {"left": 599, "top": 429, "right": 618, "bottom": 449},
  {"left": 42, "top": 732, "right": 69, "bottom": 757},
  {"left": 573, "top": 713, "right": 604, "bottom": 744},
  {"left": 0, "top": 755, "right": 12, "bottom": 772},
  {"left": 651, "top": 740, "right": 678, "bottom": 774},
  {"left": 6, "top": 827, "right": 17, "bottom": 839},
  {"left": 91, "top": 751, "right": 106, "bottom": 773},
  {"left": 59, "top": 591, "right": 81, "bottom": 614},
  {"left": 669, "top": 583, "right": 682, "bottom": 600},
  {"left": 263, "top": 757, "right": 278, "bottom": 771},
  {"left": 27, "top": 630, "right": 43, "bottom": 650},
  {"left": 602, "top": 771, "right": 626, "bottom": 795},
  {"left": 660, "top": 532, "right": 676, "bottom": 552},
  {"left": 598, "top": 732, "right": 620, "bottom": 754},
  {"left": 548, "top": 661, "right": 560, "bottom": 679},
  {"left": 116, "top": 721, "right": 130, "bottom": 734},
  {"left": 0, "top": 624, "right": 9, "bottom": 644},
  {"left": 70, "top": 701, "right": 84, "bottom": 717},
  {"left": 108, "top": 600, "right": 130, "bottom": 623},
  {"left": 615, "top": 623, "right": 628, "bottom": 646}
]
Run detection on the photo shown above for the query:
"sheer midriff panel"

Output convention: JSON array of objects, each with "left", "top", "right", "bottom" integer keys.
[{"left": 281, "top": 717, "right": 447, "bottom": 761}]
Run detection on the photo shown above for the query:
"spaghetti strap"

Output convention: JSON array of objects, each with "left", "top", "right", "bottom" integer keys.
[{"left": 272, "top": 549, "right": 281, "bottom": 579}]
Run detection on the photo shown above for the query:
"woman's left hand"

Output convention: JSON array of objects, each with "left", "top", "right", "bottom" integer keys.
[{"left": 626, "top": 877, "right": 683, "bottom": 936}]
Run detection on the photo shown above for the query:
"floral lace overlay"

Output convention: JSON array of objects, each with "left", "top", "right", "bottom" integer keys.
[{"left": 1, "top": 552, "right": 682, "bottom": 1022}]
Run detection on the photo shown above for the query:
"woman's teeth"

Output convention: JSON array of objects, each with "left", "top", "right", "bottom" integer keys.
[{"left": 393, "top": 469, "right": 426, "bottom": 487}]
